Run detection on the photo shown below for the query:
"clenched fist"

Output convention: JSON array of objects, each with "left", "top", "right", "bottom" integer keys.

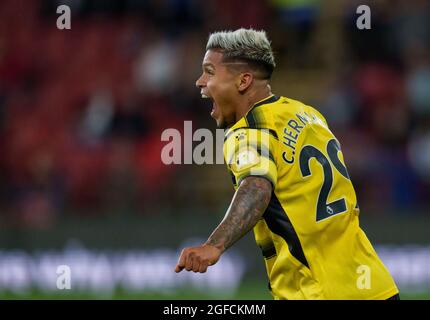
[{"left": 175, "top": 244, "right": 223, "bottom": 273}]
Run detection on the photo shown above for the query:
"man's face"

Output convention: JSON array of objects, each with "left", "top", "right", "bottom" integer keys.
[{"left": 196, "top": 50, "right": 239, "bottom": 129}]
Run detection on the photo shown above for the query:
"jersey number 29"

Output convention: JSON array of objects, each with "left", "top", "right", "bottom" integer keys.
[{"left": 299, "top": 139, "right": 351, "bottom": 222}]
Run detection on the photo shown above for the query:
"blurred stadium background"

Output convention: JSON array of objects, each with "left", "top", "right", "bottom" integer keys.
[{"left": 0, "top": 0, "right": 430, "bottom": 299}]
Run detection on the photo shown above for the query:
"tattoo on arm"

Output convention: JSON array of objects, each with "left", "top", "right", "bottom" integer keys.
[{"left": 206, "top": 177, "right": 272, "bottom": 252}]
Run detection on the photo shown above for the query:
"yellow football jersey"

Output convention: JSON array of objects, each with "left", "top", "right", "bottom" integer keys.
[{"left": 223, "top": 95, "right": 399, "bottom": 300}]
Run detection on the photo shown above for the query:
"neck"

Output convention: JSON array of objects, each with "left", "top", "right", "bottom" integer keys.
[{"left": 234, "top": 84, "right": 272, "bottom": 122}]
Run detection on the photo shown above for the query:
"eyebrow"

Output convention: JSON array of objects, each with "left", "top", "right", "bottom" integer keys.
[{"left": 202, "top": 63, "right": 215, "bottom": 68}]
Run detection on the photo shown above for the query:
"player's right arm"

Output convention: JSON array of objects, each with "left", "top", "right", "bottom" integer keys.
[
  {"left": 205, "top": 175, "right": 272, "bottom": 251},
  {"left": 174, "top": 176, "right": 272, "bottom": 273},
  {"left": 175, "top": 127, "right": 277, "bottom": 273}
]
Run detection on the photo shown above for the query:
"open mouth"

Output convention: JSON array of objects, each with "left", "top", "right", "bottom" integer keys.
[{"left": 201, "top": 93, "right": 217, "bottom": 117}]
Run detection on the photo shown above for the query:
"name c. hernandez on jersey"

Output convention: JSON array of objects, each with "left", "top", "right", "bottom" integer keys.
[
  {"left": 223, "top": 95, "right": 399, "bottom": 300},
  {"left": 280, "top": 110, "right": 328, "bottom": 165}
]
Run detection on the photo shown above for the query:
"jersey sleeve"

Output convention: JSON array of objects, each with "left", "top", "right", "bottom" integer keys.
[{"left": 223, "top": 127, "right": 278, "bottom": 188}]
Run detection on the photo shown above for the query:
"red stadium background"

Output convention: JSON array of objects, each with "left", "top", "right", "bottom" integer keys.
[{"left": 0, "top": 0, "right": 429, "bottom": 299}]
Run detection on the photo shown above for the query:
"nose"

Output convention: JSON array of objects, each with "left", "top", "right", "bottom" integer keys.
[{"left": 195, "top": 74, "right": 206, "bottom": 89}]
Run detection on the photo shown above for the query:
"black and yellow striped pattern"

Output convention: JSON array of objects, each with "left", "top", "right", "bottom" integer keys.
[{"left": 223, "top": 95, "right": 399, "bottom": 300}]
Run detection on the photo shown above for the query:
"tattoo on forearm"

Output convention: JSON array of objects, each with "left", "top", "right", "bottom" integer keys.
[{"left": 206, "top": 177, "right": 272, "bottom": 252}]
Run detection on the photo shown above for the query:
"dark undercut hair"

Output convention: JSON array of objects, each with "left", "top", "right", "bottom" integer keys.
[{"left": 206, "top": 28, "right": 276, "bottom": 80}]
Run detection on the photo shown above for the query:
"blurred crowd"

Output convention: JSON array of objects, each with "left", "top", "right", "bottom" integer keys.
[{"left": 0, "top": 0, "right": 429, "bottom": 228}]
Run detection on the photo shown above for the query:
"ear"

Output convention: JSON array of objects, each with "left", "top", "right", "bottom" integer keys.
[{"left": 236, "top": 72, "right": 253, "bottom": 93}]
